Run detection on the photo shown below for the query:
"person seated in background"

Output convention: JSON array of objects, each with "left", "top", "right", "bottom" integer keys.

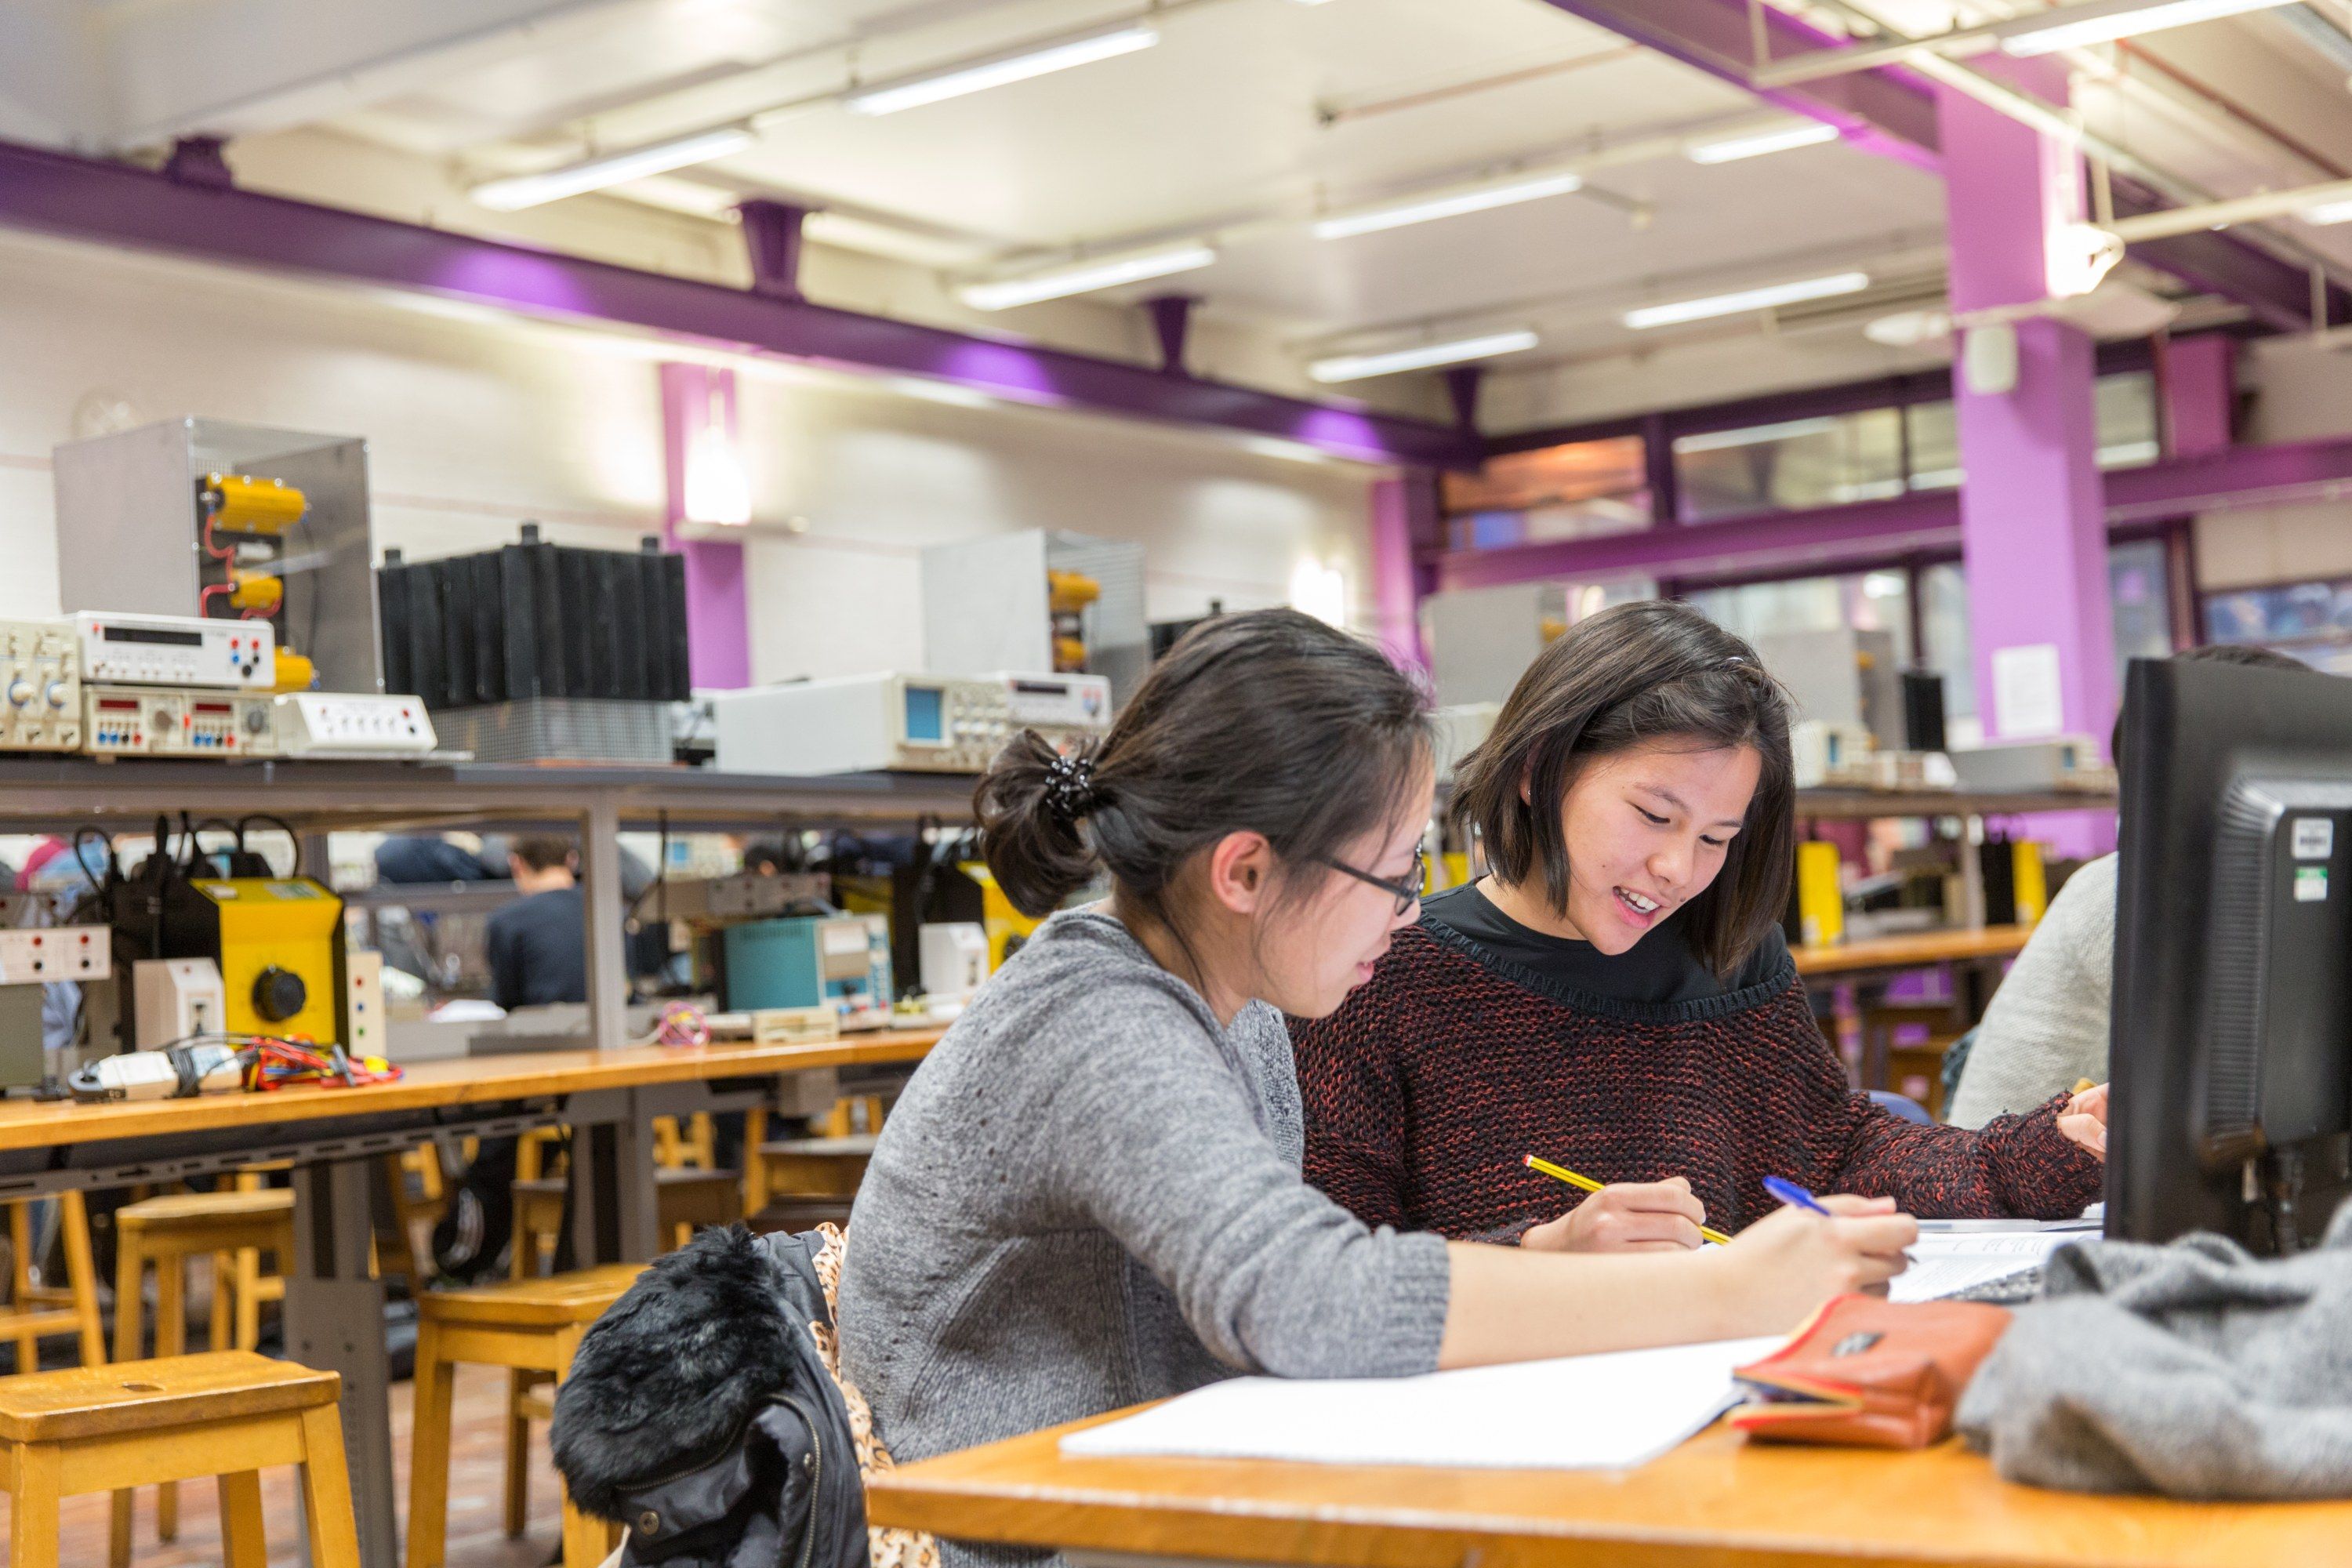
[
  {"left": 1291, "top": 601, "right": 2108, "bottom": 1255},
  {"left": 1946, "top": 641, "right": 2317, "bottom": 1127},
  {"left": 486, "top": 835, "right": 588, "bottom": 1011}
]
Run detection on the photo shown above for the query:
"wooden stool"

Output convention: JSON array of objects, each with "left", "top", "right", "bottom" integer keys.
[
  {"left": 3, "top": 1192, "right": 105, "bottom": 1375},
  {"left": 743, "top": 1132, "right": 876, "bottom": 1218},
  {"left": 516, "top": 1128, "right": 564, "bottom": 1181},
  {"left": 0, "top": 1349, "right": 362, "bottom": 1568},
  {"left": 652, "top": 1113, "right": 717, "bottom": 1170},
  {"left": 510, "top": 1167, "right": 746, "bottom": 1278},
  {"left": 408, "top": 1264, "right": 644, "bottom": 1568},
  {"left": 111, "top": 1188, "right": 296, "bottom": 1550}
]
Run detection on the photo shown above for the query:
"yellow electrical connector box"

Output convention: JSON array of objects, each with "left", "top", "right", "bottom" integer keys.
[
  {"left": 961, "top": 862, "right": 1047, "bottom": 970},
  {"left": 2013, "top": 840, "right": 2049, "bottom": 926},
  {"left": 202, "top": 474, "right": 308, "bottom": 535},
  {"left": 1796, "top": 840, "right": 1844, "bottom": 948},
  {"left": 165, "top": 878, "right": 345, "bottom": 1043},
  {"left": 272, "top": 651, "right": 316, "bottom": 692},
  {"left": 230, "top": 572, "right": 284, "bottom": 613}
]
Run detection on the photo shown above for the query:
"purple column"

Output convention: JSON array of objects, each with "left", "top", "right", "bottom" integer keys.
[
  {"left": 1942, "top": 68, "right": 2116, "bottom": 757},
  {"left": 1369, "top": 474, "right": 1439, "bottom": 673},
  {"left": 659, "top": 361, "right": 753, "bottom": 689}
]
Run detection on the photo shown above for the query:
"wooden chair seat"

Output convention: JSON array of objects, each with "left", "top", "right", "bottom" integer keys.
[
  {"left": 746, "top": 1132, "right": 876, "bottom": 1212},
  {"left": 419, "top": 1264, "right": 647, "bottom": 1332},
  {"left": 0, "top": 1350, "right": 362, "bottom": 1568},
  {"left": 410, "top": 1264, "right": 644, "bottom": 1568},
  {"left": 116, "top": 1186, "right": 295, "bottom": 1236},
  {"left": 0, "top": 1351, "right": 339, "bottom": 1443}
]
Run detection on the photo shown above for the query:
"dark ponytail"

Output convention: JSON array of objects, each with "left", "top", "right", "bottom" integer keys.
[
  {"left": 973, "top": 729, "right": 1105, "bottom": 917},
  {"left": 975, "top": 609, "right": 1432, "bottom": 925}
]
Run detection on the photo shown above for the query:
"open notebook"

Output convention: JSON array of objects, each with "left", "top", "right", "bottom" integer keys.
[
  {"left": 1891, "top": 1215, "right": 2100, "bottom": 1303},
  {"left": 1060, "top": 1334, "right": 1787, "bottom": 1471}
]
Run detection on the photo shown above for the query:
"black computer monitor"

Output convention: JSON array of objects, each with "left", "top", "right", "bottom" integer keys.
[{"left": 2109, "top": 655, "right": 2352, "bottom": 1253}]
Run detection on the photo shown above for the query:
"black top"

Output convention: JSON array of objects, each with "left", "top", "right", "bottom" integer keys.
[
  {"left": 485, "top": 886, "right": 590, "bottom": 1011},
  {"left": 1418, "top": 881, "right": 1788, "bottom": 1007}
]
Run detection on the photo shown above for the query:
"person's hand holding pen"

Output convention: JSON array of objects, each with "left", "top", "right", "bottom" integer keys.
[{"left": 1520, "top": 1170, "right": 1720, "bottom": 1253}]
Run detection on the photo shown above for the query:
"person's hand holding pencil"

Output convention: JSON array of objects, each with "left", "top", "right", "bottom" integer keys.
[{"left": 1519, "top": 1155, "right": 1731, "bottom": 1251}]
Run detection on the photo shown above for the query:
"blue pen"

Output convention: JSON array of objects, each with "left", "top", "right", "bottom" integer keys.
[{"left": 1763, "top": 1174, "right": 1833, "bottom": 1216}]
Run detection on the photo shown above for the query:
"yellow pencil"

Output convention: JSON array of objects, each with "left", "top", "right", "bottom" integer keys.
[{"left": 1522, "top": 1154, "right": 1733, "bottom": 1246}]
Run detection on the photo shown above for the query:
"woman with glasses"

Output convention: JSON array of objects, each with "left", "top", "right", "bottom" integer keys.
[
  {"left": 1291, "top": 600, "right": 2108, "bottom": 1260},
  {"left": 837, "top": 609, "right": 1915, "bottom": 1563}
]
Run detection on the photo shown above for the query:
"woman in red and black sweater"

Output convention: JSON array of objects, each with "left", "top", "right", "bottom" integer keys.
[{"left": 1294, "top": 601, "right": 2109, "bottom": 1250}]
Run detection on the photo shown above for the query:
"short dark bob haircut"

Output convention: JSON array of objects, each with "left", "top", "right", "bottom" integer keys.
[{"left": 1450, "top": 599, "right": 1795, "bottom": 980}]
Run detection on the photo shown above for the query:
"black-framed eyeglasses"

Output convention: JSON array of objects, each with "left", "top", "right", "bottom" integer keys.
[{"left": 1316, "top": 848, "right": 1426, "bottom": 916}]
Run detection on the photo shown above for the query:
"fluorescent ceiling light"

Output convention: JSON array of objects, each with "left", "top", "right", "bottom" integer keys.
[
  {"left": 846, "top": 22, "right": 1157, "bottom": 115},
  {"left": 1312, "top": 171, "right": 1584, "bottom": 240},
  {"left": 1673, "top": 416, "right": 1844, "bottom": 454},
  {"left": 1308, "top": 329, "right": 1538, "bottom": 383},
  {"left": 471, "top": 126, "right": 755, "bottom": 211},
  {"left": 960, "top": 242, "right": 1216, "bottom": 310},
  {"left": 1997, "top": 0, "right": 2294, "bottom": 56},
  {"left": 1623, "top": 271, "right": 1871, "bottom": 329},
  {"left": 2301, "top": 197, "right": 2352, "bottom": 226},
  {"left": 1686, "top": 122, "right": 1840, "bottom": 164}
]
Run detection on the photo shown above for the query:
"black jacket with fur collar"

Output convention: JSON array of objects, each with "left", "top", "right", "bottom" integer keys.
[{"left": 551, "top": 1225, "right": 869, "bottom": 1568}]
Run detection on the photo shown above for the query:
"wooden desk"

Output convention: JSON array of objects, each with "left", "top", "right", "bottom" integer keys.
[
  {"left": 1792, "top": 925, "right": 2034, "bottom": 979},
  {"left": 0, "top": 1029, "right": 943, "bottom": 1158},
  {"left": 2, "top": 1025, "right": 941, "bottom": 1568},
  {"left": 870, "top": 1412, "right": 2352, "bottom": 1568}
]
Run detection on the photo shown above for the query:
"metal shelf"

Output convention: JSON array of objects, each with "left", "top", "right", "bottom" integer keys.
[
  {"left": 1795, "top": 787, "right": 2118, "bottom": 818},
  {"left": 0, "top": 757, "right": 979, "bottom": 833}
]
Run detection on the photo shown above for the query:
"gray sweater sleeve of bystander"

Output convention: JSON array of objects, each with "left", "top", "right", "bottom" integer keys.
[{"left": 1947, "top": 853, "right": 2119, "bottom": 1129}]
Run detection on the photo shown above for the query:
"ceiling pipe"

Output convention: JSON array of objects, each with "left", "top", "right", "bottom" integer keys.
[{"left": 2100, "top": 175, "right": 2352, "bottom": 241}]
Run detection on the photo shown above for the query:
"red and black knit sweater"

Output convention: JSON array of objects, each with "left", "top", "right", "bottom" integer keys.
[{"left": 1290, "top": 918, "right": 2103, "bottom": 1240}]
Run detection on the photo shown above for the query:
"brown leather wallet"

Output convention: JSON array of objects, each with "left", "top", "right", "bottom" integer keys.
[{"left": 1729, "top": 1294, "right": 2013, "bottom": 1449}]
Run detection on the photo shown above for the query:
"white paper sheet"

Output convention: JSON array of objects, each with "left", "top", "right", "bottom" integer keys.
[
  {"left": 1991, "top": 643, "right": 2065, "bottom": 739},
  {"left": 1059, "top": 1335, "right": 1786, "bottom": 1472},
  {"left": 1889, "top": 1229, "right": 2078, "bottom": 1303}
]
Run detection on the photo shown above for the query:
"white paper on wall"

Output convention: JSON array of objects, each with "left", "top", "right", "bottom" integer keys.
[{"left": 1991, "top": 643, "right": 2065, "bottom": 739}]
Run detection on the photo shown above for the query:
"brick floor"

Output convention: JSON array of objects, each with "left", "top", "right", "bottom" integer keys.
[{"left": 2, "top": 1362, "right": 570, "bottom": 1567}]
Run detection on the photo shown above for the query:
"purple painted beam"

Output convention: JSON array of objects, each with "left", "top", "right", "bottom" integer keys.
[
  {"left": 2158, "top": 333, "right": 2234, "bottom": 458},
  {"left": 163, "top": 136, "right": 234, "bottom": 190},
  {"left": 737, "top": 199, "right": 806, "bottom": 302},
  {"left": 1485, "top": 338, "right": 2185, "bottom": 459},
  {"left": 1537, "top": 0, "right": 2347, "bottom": 335},
  {"left": 2108, "top": 176, "right": 2331, "bottom": 332},
  {"left": 1144, "top": 294, "right": 1195, "bottom": 374},
  {"left": 2103, "top": 435, "right": 2352, "bottom": 524},
  {"left": 1443, "top": 366, "right": 1483, "bottom": 430},
  {"left": 1537, "top": 0, "right": 1940, "bottom": 171},
  {"left": 1428, "top": 432, "right": 2352, "bottom": 590},
  {"left": 1431, "top": 491, "right": 1957, "bottom": 591},
  {"left": 0, "top": 138, "right": 1477, "bottom": 471}
]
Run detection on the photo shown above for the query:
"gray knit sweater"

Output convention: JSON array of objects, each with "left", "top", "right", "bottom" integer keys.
[
  {"left": 1948, "top": 854, "right": 2118, "bottom": 1128},
  {"left": 837, "top": 910, "right": 1451, "bottom": 1512}
]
